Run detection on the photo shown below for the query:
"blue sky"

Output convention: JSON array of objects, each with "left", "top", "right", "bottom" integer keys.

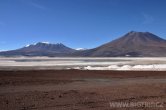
[{"left": 0, "top": 0, "right": 166, "bottom": 50}]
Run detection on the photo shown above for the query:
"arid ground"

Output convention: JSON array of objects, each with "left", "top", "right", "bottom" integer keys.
[{"left": 0, "top": 70, "right": 166, "bottom": 110}]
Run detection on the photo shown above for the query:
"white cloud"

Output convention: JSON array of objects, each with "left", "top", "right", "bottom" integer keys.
[
  {"left": 76, "top": 48, "right": 87, "bottom": 50},
  {"left": 41, "top": 42, "right": 50, "bottom": 44},
  {"left": 0, "top": 50, "right": 6, "bottom": 52}
]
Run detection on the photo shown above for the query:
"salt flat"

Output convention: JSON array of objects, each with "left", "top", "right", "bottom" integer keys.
[{"left": 0, "top": 57, "right": 166, "bottom": 70}]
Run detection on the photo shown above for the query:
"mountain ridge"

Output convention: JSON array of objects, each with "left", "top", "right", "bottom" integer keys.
[
  {"left": 0, "top": 42, "right": 76, "bottom": 56},
  {"left": 1, "top": 31, "right": 166, "bottom": 57}
]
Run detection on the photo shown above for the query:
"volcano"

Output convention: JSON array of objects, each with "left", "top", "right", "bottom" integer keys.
[{"left": 73, "top": 31, "right": 166, "bottom": 57}]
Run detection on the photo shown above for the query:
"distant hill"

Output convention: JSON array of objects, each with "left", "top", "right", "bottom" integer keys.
[
  {"left": 1, "top": 31, "right": 166, "bottom": 57},
  {"left": 0, "top": 42, "right": 76, "bottom": 56}
]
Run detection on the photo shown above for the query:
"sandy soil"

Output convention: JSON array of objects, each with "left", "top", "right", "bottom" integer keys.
[{"left": 0, "top": 70, "right": 166, "bottom": 110}]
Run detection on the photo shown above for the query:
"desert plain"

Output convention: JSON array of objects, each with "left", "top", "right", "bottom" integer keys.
[{"left": 0, "top": 57, "right": 166, "bottom": 110}]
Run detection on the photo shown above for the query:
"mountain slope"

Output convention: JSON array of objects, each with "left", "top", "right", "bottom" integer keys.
[
  {"left": 73, "top": 31, "right": 166, "bottom": 57},
  {"left": 0, "top": 42, "right": 76, "bottom": 56}
]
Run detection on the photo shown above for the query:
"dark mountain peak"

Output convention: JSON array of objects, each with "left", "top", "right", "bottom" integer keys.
[
  {"left": 22, "top": 42, "right": 75, "bottom": 52},
  {"left": 127, "top": 31, "right": 150, "bottom": 36},
  {"left": 36, "top": 42, "right": 63, "bottom": 45},
  {"left": 34, "top": 42, "right": 63, "bottom": 46},
  {"left": 86, "top": 31, "right": 166, "bottom": 57},
  {"left": 0, "top": 42, "right": 76, "bottom": 56},
  {"left": 25, "top": 42, "right": 66, "bottom": 48},
  {"left": 116, "top": 31, "right": 166, "bottom": 45},
  {"left": 128, "top": 30, "right": 137, "bottom": 34},
  {"left": 36, "top": 42, "right": 50, "bottom": 45}
]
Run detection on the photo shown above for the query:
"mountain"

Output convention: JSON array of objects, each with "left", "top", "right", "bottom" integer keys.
[
  {"left": 0, "top": 42, "right": 76, "bottom": 56},
  {"left": 1, "top": 31, "right": 166, "bottom": 57},
  {"left": 73, "top": 31, "right": 166, "bottom": 57}
]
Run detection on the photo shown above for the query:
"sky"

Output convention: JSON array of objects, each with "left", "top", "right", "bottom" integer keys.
[{"left": 0, "top": 0, "right": 166, "bottom": 50}]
